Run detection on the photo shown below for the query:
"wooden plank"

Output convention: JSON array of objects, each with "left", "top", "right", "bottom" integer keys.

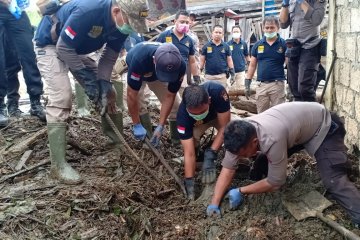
[{"left": 15, "top": 150, "right": 33, "bottom": 171}]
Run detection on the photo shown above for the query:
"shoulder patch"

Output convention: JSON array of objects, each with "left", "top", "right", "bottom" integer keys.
[{"left": 221, "top": 90, "right": 229, "bottom": 101}]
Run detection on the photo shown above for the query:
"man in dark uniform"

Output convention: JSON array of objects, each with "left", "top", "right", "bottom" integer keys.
[
  {"left": 177, "top": 82, "right": 231, "bottom": 199},
  {"left": 34, "top": 0, "right": 149, "bottom": 184},
  {"left": 206, "top": 102, "right": 360, "bottom": 229},
  {"left": 227, "top": 25, "right": 249, "bottom": 92},
  {"left": 200, "top": 25, "right": 235, "bottom": 89},
  {"left": 279, "top": 0, "right": 326, "bottom": 101},
  {"left": 246, "top": 16, "right": 287, "bottom": 113},
  {"left": 126, "top": 42, "right": 186, "bottom": 147},
  {"left": 156, "top": 10, "right": 199, "bottom": 143},
  {"left": 0, "top": 0, "right": 46, "bottom": 122}
]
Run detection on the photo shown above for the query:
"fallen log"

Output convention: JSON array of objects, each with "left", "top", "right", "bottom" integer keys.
[
  {"left": 2, "top": 128, "right": 47, "bottom": 157},
  {"left": 228, "top": 89, "right": 256, "bottom": 97},
  {"left": 232, "top": 97, "right": 258, "bottom": 114}
]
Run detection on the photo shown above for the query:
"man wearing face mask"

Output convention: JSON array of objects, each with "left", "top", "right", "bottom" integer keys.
[
  {"left": 200, "top": 25, "right": 235, "bottom": 90},
  {"left": 279, "top": 0, "right": 326, "bottom": 101},
  {"left": 34, "top": 0, "right": 149, "bottom": 184},
  {"left": 227, "top": 25, "right": 250, "bottom": 92},
  {"left": 245, "top": 16, "right": 287, "bottom": 113},
  {"left": 176, "top": 82, "right": 231, "bottom": 200},
  {"left": 156, "top": 10, "right": 199, "bottom": 144}
]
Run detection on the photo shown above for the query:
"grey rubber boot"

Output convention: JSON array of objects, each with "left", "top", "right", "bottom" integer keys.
[
  {"left": 0, "top": 99, "right": 9, "bottom": 127},
  {"left": 169, "top": 120, "right": 180, "bottom": 145},
  {"left": 101, "top": 112, "right": 123, "bottom": 145},
  {"left": 48, "top": 122, "right": 82, "bottom": 184},
  {"left": 113, "top": 81, "right": 126, "bottom": 111},
  {"left": 140, "top": 113, "right": 152, "bottom": 138},
  {"left": 75, "top": 82, "right": 90, "bottom": 117}
]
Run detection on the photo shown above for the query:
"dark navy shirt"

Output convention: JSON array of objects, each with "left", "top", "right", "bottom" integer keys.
[
  {"left": 156, "top": 29, "right": 195, "bottom": 65},
  {"left": 176, "top": 82, "right": 230, "bottom": 140},
  {"left": 251, "top": 35, "right": 287, "bottom": 81},
  {"left": 126, "top": 42, "right": 186, "bottom": 93},
  {"left": 228, "top": 39, "right": 248, "bottom": 72},
  {"left": 201, "top": 41, "right": 231, "bottom": 75},
  {"left": 124, "top": 32, "right": 144, "bottom": 52},
  {"left": 35, "top": 0, "right": 128, "bottom": 55}
]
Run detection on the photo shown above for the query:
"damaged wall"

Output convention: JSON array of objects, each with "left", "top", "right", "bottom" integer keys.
[{"left": 332, "top": 0, "right": 360, "bottom": 152}]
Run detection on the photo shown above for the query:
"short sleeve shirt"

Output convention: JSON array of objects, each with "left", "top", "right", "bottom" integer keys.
[
  {"left": 35, "top": 0, "right": 128, "bottom": 54},
  {"left": 156, "top": 29, "right": 195, "bottom": 65},
  {"left": 201, "top": 41, "right": 231, "bottom": 75},
  {"left": 251, "top": 36, "right": 287, "bottom": 81},
  {"left": 228, "top": 39, "right": 248, "bottom": 72},
  {"left": 221, "top": 102, "right": 331, "bottom": 186},
  {"left": 176, "top": 82, "right": 230, "bottom": 140},
  {"left": 126, "top": 42, "right": 186, "bottom": 93}
]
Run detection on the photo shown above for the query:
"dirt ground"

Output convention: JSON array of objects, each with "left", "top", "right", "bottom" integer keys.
[{"left": 1, "top": 107, "right": 360, "bottom": 240}]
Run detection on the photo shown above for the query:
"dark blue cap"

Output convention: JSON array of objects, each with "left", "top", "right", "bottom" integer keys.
[{"left": 154, "top": 43, "right": 182, "bottom": 83}]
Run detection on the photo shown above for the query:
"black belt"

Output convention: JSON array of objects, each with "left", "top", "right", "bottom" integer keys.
[{"left": 259, "top": 80, "right": 285, "bottom": 84}]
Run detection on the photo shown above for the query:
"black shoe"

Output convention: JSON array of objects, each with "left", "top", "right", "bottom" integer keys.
[
  {"left": 7, "top": 102, "right": 23, "bottom": 117},
  {"left": 0, "top": 104, "right": 9, "bottom": 127},
  {"left": 30, "top": 96, "right": 46, "bottom": 122}
]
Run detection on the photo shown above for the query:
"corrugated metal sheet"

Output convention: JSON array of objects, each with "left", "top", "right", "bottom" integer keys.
[{"left": 186, "top": 0, "right": 265, "bottom": 14}]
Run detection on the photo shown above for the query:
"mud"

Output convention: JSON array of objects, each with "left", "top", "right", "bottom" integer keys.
[{"left": 1, "top": 112, "right": 360, "bottom": 240}]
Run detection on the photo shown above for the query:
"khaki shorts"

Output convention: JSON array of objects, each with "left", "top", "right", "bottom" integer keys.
[{"left": 204, "top": 73, "right": 228, "bottom": 89}]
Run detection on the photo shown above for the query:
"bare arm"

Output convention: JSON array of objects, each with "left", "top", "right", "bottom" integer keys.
[
  {"left": 211, "top": 167, "right": 236, "bottom": 206},
  {"left": 159, "top": 91, "right": 176, "bottom": 125},
  {"left": 211, "top": 111, "right": 231, "bottom": 151},
  {"left": 181, "top": 138, "right": 197, "bottom": 178},
  {"left": 227, "top": 56, "right": 234, "bottom": 69},
  {"left": 127, "top": 87, "right": 140, "bottom": 124},
  {"left": 246, "top": 56, "right": 258, "bottom": 79},
  {"left": 240, "top": 178, "right": 280, "bottom": 194},
  {"left": 189, "top": 55, "right": 199, "bottom": 76},
  {"left": 200, "top": 55, "right": 206, "bottom": 70},
  {"left": 279, "top": 6, "right": 290, "bottom": 29}
]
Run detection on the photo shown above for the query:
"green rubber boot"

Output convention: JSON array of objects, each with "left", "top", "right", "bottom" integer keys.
[
  {"left": 140, "top": 113, "right": 152, "bottom": 138},
  {"left": 75, "top": 82, "right": 90, "bottom": 117},
  {"left": 48, "top": 122, "right": 82, "bottom": 184},
  {"left": 169, "top": 120, "right": 180, "bottom": 146},
  {"left": 113, "top": 81, "right": 126, "bottom": 111},
  {"left": 101, "top": 112, "right": 123, "bottom": 145}
]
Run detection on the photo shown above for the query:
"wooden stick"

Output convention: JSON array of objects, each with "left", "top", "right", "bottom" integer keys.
[
  {"left": 15, "top": 150, "right": 33, "bottom": 171},
  {"left": 144, "top": 139, "right": 187, "bottom": 196},
  {"left": 104, "top": 114, "right": 165, "bottom": 187},
  {"left": 0, "top": 159, "right": 50, "bottom": 184}
]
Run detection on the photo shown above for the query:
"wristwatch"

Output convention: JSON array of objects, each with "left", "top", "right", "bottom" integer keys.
[{"left": 282, "top": 3, "right": 289, "bottom": 7}]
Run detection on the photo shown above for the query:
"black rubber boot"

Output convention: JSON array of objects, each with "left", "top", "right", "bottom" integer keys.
[
  {"left": 7, "top": 101, "right": 23, "bottom": 117},
  {"left": 29, "top": 95, "right": 46, "bottom": 122},
  {"left": 0, "top": 99, "right": 9, "bottom": 127}
]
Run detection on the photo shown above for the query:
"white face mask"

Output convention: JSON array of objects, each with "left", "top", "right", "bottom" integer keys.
[{"left": 232, "top": 33, "right": 241, "bottom": 39}]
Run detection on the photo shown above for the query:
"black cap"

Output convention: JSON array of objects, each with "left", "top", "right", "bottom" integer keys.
[{"left": 154, "top": 43, "right": 182, "bottom": 83}]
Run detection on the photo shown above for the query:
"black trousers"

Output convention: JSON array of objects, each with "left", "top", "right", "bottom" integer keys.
[
  {"left": 314, "top": 113, "right": 360, "bottom": 224},
  {"left": 0, "top": 7, "right": 43, "bottom": 100},
  {"left": 287, "top": 44, "right": 320, "bottom": 102},
  {"left": 0, "top": 28, "right": 21, "bottom": 103}
]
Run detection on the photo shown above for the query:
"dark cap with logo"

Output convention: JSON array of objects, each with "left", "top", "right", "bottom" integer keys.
[{"left": 154, "top": 43, "right": 182, "bottom": 83}]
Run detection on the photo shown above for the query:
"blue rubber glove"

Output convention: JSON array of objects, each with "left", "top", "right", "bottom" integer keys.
[
  {"left": 150, "top": 124, "right": 164, "bottom": 147},
  {"left": 282, "top": 0, "right": 290, "bottom": 5},
  {"left": 228, "top": 188, "right": 244, "bottom": 210},
  {"left": 133, "top": 123, "right": 147, "bottom": 141},
  {"left": 206, "top": 204, "right": 221, "bottom": 218},
  {"left": 296, "top": 0, "right": 304, "bottom": 4}
]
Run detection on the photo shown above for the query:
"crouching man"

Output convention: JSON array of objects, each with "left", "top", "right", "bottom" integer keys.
[
  {"left": 177, "top": 82, "right": 231, "bottom": 200},
  {"left": 206, "top": 102, "right": 360, "bottom": 228}
]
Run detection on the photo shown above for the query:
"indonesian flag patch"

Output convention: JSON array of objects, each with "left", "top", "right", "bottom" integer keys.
[
  {"left": 131, "top": 72, "right": 141, "bottom": 81},
  {"left": 65, "top": 26, "right": 76, "bottom": 40},
  {"left": 177, "top": 126, "right": 185, "bottom": 134}
]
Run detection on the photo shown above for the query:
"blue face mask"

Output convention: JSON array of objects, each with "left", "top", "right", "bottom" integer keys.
[
  {"left": 187, "top": 109, "right": 209, "bottom": 121},
  {"left": 264, "top": 32, "right": 277, "bottom": 39}
]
